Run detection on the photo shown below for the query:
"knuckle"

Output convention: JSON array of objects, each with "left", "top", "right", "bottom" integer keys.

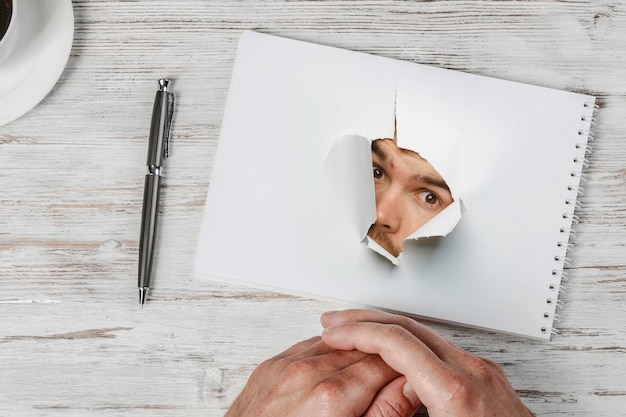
[
  {"left": 313, "top": 377, "right": 346, "bottom": 403},
  {"left": 447, "top": 373, "right": 479, "bottom": 408},
  {"left": 448, "top": 371, "right": 473, "bottom": 395},
  {"left": 447, "top": 355, "right": 507, "bottom": 407},
  {"left": 383, "top": 323, "right": 414, "bottom": 340},
  {"left": 288, "top": 356, "right": 318, "bottom": 374},
  {"left": 483, "top": 357, "right": 506, "bottom": 374},
  {"left": 394, "top": 314, "right": 417, "bottom": 328},
  {"left": 280, "top": 357, "right": 319, "bottom": 384},
  {"left": 252, "top": 355, "right": 324, "bottom": 394},
  {"left": 471, "top": 356, "right": 503, "bottom": 383},
  {"left": 466, "top": 354, "right": 489, "bottom": 369},
  {"left": 250, "top": 356, "right": 275, "bottom": 378}
]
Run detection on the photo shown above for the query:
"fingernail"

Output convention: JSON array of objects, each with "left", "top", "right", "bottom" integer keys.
[
  {"left": 320, "top": 327, "right": 333, "bottom": 342},
  {"left": 320, "top": 310, "right": 338, "bottom": 325},
  {"left": 402, "top": 382, "right": 421, "bottom": 408}
]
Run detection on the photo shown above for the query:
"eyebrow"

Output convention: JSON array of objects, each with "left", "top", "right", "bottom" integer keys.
[
  {"left": 372, "top": 139, "right": 452, "bottom": 193},
  {"left": 371, "top": 140, "right": 391, "bottom": 166},
  {"left": 411, "top": 174, "right": 451, "bottom": 192}
]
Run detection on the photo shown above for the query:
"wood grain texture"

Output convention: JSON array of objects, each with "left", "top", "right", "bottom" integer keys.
[{"left": 1, "top": 1, "right": 625, "bottom": 416}]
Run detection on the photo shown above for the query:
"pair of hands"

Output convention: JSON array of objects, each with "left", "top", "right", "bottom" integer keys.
[{"left": 225, "top": 309, "right": 534, "bottom": 417}]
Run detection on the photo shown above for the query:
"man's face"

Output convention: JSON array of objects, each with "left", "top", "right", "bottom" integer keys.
[{"left": 367, "top": 138, "right": 454, "bottom": 257}]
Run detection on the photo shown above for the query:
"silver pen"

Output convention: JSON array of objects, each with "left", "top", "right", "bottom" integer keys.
[{"left": 138, "top": 78, "right": 175, "bottom": 306}]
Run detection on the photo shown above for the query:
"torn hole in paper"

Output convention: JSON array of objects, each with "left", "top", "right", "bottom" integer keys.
[{"left": 324, "top": 129, "right": 462, "bottom": 266}]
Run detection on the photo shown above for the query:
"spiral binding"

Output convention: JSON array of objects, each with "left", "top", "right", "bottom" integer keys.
[
  {"left": 567, "top": 184, "right": 584, "bottom": 194},
  {"left": 557, "top": 241, "right": 574, "bottom": 250},
  {"left": 559, "top": 227, "right": 576, "bottom": 236},
  {"left": 551, "top": 269, "right": 570, "bottom": 282},
  {"left": 562, "top": 213, "right": 580, "bottom": 222},
  {"left": 565, "top": 199, "right": 582, "bottom": 210},
  {"left": 544, "top": 100, "right": 598, "bottom": 337},
  {"left": 548, "top": 283, "right": 566, "bottom": 293},
  {"left": 573, "top": 157, "right": 590, "bottom": 168},
  {"left": 553, "top": 255, "right": 571, "bottom": 264}
]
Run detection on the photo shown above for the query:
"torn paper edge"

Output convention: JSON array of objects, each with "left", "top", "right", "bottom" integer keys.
[{"left": 325, "top": 132, "right": 465, "bottom": 265}]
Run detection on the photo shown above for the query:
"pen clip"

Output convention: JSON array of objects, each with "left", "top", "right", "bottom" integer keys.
[{"left": 163, "top": 91, "right": 175, "bottom": 159}]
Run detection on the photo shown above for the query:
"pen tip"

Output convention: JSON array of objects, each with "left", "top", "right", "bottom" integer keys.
[{"left": 139, "top": 287, "right": 148, "bottom": 306}]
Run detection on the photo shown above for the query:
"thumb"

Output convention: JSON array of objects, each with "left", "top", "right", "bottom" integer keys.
[
  {"left": 402, "top": 382, "right": 421, "bottom": 409},
  {"left": 362, "top": 376, "right": 422, "bottom": 417}
]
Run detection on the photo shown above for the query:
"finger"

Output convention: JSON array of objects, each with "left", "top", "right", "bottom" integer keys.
[
  {"left": 322, "top": 320, "right": 457, "bottom": 407},
  {"left": 258, "top": 337, "right": 332, "bottom": 377},
  {"left": 320, "top": 352, "right": 402, "bottom": 416},
  {"left": 280, "top": 337, "right": 372, "bottom": 369},
  {"left": 271, "top": 336, "right": 345, "bottom": 369},
  {"left": 287, "top": 347, "right": 375, "bottom": 381},
  {"left": 270, "top": 337, "right": 375, "bottom": 390},
  {"left": 272, "top": 336, "right": 323, "bottom": 361},
  {"left": 362, "top": 376, "right": 422, "bottom": 417},
  {"left": 321, "top": 309, "right": 405, "bottom": 328},
  {"left": 322, "top": 309, "right": 460, "bottom": 360},
  {"left": 269, "top": 348, "right": 402, "bottom": 416}
]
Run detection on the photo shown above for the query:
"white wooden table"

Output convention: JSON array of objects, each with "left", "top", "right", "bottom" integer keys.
[{"left": 1, "top": 1, "right": 625, "bottom": 416}]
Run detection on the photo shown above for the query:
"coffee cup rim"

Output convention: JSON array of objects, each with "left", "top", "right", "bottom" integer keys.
[
  {"left": 0, "top": 0, "right": 18, "bottom": 47},
  {"left": 0, "top": 0, "right": 19, "bottom": 63}
]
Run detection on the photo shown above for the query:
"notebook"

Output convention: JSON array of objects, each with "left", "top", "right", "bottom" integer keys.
[{"left": 194, "top": 31, "right": 596, "bottom": 340}]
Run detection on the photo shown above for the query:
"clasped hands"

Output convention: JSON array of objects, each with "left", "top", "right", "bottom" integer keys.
[{"left": 225, "top": 309, "right": 534, "bottom": 417}]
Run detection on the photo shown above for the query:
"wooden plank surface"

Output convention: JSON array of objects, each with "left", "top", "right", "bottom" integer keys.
[{"left": 1, "top": 1, "right": 625, "bottom": 416}]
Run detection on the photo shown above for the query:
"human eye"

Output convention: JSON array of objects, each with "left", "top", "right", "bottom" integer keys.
[
  {"left": 417, "top": 190, "right": 441, "bottom": 207},
  {"left": 373, "top": 165, "right": 385, "bottom": 181}
]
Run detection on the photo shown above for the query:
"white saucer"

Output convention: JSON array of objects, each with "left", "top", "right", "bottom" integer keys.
[{"left": 0, "top": 0, "right": 74, "bottom": 126}]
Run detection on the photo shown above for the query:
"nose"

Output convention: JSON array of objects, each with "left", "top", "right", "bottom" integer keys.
[{"left": 374, "top": 188, "right": 402, "bottom": 233}]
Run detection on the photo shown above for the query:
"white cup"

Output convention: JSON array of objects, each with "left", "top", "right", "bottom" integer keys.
[{"left": 0, "top": 0, "right": 20, "bottom": 64}]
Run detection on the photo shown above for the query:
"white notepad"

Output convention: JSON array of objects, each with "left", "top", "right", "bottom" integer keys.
[{"left": 195, "top": 31, "right": 596, "bottom": 339}]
